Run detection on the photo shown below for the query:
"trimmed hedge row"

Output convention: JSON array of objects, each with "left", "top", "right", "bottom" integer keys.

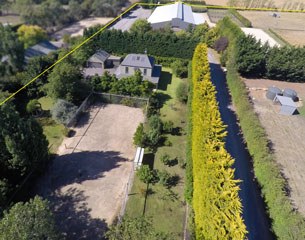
[
  {"left": 191, "top": 43, "right": 246, "bottom": 239},
  {"left": 217, "top": 17, "right": 305, "bottom": 239},
  {"left": 228, "top": 9, "right": 252, "bottom": 27}
]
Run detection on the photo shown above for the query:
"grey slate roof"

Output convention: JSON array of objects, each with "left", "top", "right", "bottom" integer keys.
[
  {"left": 25, "top": 41, "right": 59, "bottom": 62},
  {"left": 120, "top": 54, "right": 154, "bottom": 69},
  {"left": 88, "top": 50, "right": 110, "bottom": 63}
]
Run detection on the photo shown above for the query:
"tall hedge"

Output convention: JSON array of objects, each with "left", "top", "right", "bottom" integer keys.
[
  {"left": 217, "top": 17, "right": 305, "bottom": 239},
  {"left": 191, "top": 43, "right": 246, "bottom": 239}
]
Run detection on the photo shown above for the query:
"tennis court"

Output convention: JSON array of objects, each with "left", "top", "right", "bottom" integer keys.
[{"left": 37, "top": 104, "right": 144, "bottom": 239}]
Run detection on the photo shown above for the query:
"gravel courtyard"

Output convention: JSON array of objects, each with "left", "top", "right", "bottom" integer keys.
[{"left": 37, "top": 104, "right": 144, "bottom": 239}]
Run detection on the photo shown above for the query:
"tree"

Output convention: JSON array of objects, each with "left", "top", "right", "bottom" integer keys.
[
  {"left": 192, "top": 23, "right": 209, "bottom": 42},
  {"left": 51, "top": 99, "right": 77, "bottom": 125},
  {"left": 105, "top": 216, "right": 171, "bottom": 240},
  {"left": 162, "top": 120, "right": 174, "bottom": 133},
  {"left": 171, "top": 60, "right": 188, "bottom": 78},
  {"left": 158, "top": 170, "right": 171, "bottom": 188},
  {"left": 47, "top": 61, "right": 85, "bottom": 103},
  {"left": 176, "top": 81, "right": 188, "bottom": 103},
  {"left": 0, "top": 196, "right": 59, "bottom": 240},
  {"left": 17, "top": 25, "right": 47, "bottom": 48},
  {"left": 0, "top": 104, "right": 49, "bottom": 208},
  {"left": 0, "top": 24, "right": 24, "bottom": 76},
  {"left": 26, "top": 99, "right": 42, "bottom": 116},
  {"left": 137, "top": 165, "right": 155, "bottom": 184},
  {"left": 130, "top": 19, "right": 152, "bottom": 34},
  {"left": 133, "top": 123, "right": 145, "bottom": 147},
  {"left": 160, "top": 154, "right": 171, "bottom": 166}
]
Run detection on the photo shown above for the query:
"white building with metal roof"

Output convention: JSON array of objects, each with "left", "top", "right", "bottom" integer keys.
[{"left": 147, "top": 2, "right": 205, "bottom": 30}]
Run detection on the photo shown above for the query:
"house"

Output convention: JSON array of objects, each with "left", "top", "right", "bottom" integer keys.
[
  {"left": 24, "top": 40, "right": 63, "bottom": 63},
  {"left": 84, "top": 50, "right": 121, "bottom": 77},
  {"left": 115, "top": 53, "right": 162, "bottom": 87},
  {"left": 147, "top": 2, "right": 205, "bottom": 30}
]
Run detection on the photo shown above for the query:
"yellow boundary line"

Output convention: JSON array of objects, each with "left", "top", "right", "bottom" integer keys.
[{"left": 1, "top": 1, "right": 305, "bottom": 106}]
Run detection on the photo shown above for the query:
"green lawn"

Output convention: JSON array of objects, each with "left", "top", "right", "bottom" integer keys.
[
  {"left": 126, "top": 67, "right": 188, "bottom": 238},
  {"left": 38, "top": 97, "right": 66, "bottom": 153}
]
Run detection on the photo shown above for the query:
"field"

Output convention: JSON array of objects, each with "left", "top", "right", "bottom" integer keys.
[
  {"left": 52, "top": 17, "right": 113, "bottom": 40},
  {"left": 36, "top": 104, "right": 144, "bottom": 239},
  {"left": 244, "top": 78, "right": 305, "bottom": 216},
  {"left": 125, "top": 68, "right": 188, "bottom": 239},
  {"left": 203, "top": 0, "right": 305, "bottom": 9},
  {"left": 0, "top": 14, "right": 22, "bottom": 25},
  {"left": 239, "top": 11, "right": 305, "bottom": 45}
]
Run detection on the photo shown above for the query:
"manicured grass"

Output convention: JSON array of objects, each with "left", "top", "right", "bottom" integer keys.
[
  {"left": 126, "top": 68, "right": 188, "bottom": 238},
  {"left": 38, "top": 97, "right": 66, "bottom": 153}
]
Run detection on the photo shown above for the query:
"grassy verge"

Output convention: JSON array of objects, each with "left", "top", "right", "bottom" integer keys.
[
  {"left": 125, "top": 67, "right": 187, "bottom": 238},
  {"left": 267, "top": 28, "right": 291, "bottom": 46},
  {"left": 38, "top": 96, "right": 66, "bottom": 153}
]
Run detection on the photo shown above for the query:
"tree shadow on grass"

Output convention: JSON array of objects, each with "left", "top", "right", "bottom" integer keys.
[
  {"left": 158, "top": 71, "right": 172, "bottom": 91},
  {"left": 155, "top": 92, "right": 171, "bottom": 109},
  {"left": 50, "top": 187, "right": 108, "bottom": 240}
]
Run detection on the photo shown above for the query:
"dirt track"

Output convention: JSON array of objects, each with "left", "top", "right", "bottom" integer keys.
[
  {"left": 37, "top": 104, "right": 144, "bottom": 239},
  {"left": 245, "top": 79, "right": 305, "bottom": 216}
]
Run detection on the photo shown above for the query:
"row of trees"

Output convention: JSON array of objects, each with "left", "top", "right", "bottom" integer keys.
[
  {"left": 83, "top": 24, "right": 212, "bottom": 59},
  {"left": 217, "top": 17, "right": 305, "bottom": 239},
  {"left": 11, "top": 0, "right": 125, "bottom": 29},
  {"left": 191, "top": 43, "right": 246, "bottom": 239},
  {"left": 232, "top": 27, "right": 305, "bottom": 82}
]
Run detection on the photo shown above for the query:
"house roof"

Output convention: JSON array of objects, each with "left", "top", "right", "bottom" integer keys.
[
  {"left": 120, "top": 54, "right": 154, "bottom": 69},
  {"left": 88, "top": 50, "right": 110, "bottom": 63},
  {"left": 25, "top": 40, "right": 59, "bottom": 62},
  {"left": 147, "top": 2, "right": 205, "bottom": 25}
]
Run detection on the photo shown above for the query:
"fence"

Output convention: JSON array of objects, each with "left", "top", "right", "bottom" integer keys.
[{"left": 66, "top": 92, "right": 149, "bottom": 128}]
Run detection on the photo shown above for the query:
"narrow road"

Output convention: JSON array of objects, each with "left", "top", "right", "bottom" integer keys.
[{"left": 208, "top": 50, "right": 275, "bottom": 240}]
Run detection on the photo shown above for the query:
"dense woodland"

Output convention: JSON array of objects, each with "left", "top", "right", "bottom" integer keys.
[{"left": 217, "top": 17, "right": 305, "bottom": 239}]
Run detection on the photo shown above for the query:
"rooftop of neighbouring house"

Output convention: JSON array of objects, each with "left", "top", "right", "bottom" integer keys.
[{"left": 120, "top": 54, "right": 155, "bottom": 69}]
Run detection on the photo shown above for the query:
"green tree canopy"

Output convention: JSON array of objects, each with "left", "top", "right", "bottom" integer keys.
[
  {"left": 0, "top": 196, "right": 59, "bottom": 240},
  {"left": 130, "top": 19, "right": 152, "bottom": 34},
  {"left": 106, "top": 216, "right": 171, "bottom": 240},
  {"left": 0, "top": 104, "right": 49, "bottom": 208},
  {"left": 17, "top": 25, "right": 47, "bottom": 48},
  {"left": 46, "top": 61, "right": 85, "bottom": 103},
  {"left": 0, "top": 24, "right": 24, "bottom": 76}
]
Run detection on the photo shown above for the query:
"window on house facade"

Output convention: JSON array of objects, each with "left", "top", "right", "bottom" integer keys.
[
  {"left": 125, "top": 67, "right": 129, "bottom": 74},
  {"left": 143, "top": 68, "right": 147, "bottom": 76}
]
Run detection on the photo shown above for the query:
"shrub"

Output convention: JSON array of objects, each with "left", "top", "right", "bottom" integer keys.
[
  {"left": 26, "top": 99, "right": 41, "bottom": 116},
  {"left": 163, "top": 120, "right": 174, "bottom": 134},
  {"left": 51, "top": 99, "right": 77, "bottom": 125},
  {"left": 137, "top": 165, "right": 155, "bottom": 184},
  {"left": 160, "top": 154, "right": 171, "bottom": 166},
  {"left": 158, "top": 170, "right": 171, "bottom": 188},
  {"left": 176, "top": 82, "right": 188, "bottom": 103},
  {"left": 133, "top": 123, "right": 145, "bottom": 147},
  {"left": 171, "top": 60, "right": 188, "bottom": 78}
]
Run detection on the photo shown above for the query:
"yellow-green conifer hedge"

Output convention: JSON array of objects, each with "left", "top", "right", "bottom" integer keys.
[{"left": 191, "top": 43, "right": 247, "bottom": 239}]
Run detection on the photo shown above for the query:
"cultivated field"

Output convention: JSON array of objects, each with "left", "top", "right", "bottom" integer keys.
[
  {"left": 37, "top": 104, "right": 144, "bottom": 239},
  {"left": 52, "top": 17, "right": 113, "bottom": 40},
  {"left": 204, "top": 0, "right": 305, "bottom": 9},
  {"left": 244, "top": 78, "right": 305, "bottom": 216},
  {"left": 239, "top": 11, "right": 305, "bottom": 45}
]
